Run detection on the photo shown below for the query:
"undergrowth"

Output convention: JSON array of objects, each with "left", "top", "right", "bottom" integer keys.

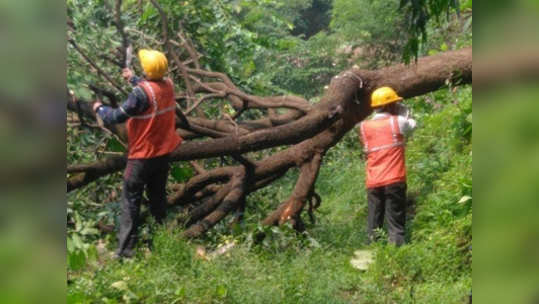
[{"left": 68, "top": 87, "right": 471, "bottom": 303}]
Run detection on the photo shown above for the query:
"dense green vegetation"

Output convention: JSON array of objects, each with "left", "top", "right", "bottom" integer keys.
[
  {"left": 67, "top": 0, "right": 471, "bottom": 303},
  {"left": 68, "top": 87, "right": 471, "bottom": 303}
]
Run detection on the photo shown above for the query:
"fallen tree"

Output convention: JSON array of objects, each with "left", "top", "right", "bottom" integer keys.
[{"left": 67, "top": 1, "right": 471, "bottom": 238}]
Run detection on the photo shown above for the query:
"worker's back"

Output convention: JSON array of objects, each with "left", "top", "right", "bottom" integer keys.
[
  {"left": 359, "top": 114, "right": 406, "bottom": 188},
  {"left": 126, "top": 78, "right": 182, "bottom": 159}
]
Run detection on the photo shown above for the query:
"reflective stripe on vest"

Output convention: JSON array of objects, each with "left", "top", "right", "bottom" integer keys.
[
  {"left": 133, "top": 80, "right": 177, "bottom": 119},
  {"left": 360, "top": 114, "right": 406, "bottom": 188},
  {"left": 360, "top": 116, "right": 404, "bottom": 154},
  {"left": 126, "top": 78, "right": 182, "bottom": 159}
]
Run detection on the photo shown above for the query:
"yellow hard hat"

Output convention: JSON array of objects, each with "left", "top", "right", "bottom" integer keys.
[
  {"left": 370, "top": 86, "right": 403, "bottom": 107},
  {"left": 138, "top": 49, "right": 168, "bottom": 80}
]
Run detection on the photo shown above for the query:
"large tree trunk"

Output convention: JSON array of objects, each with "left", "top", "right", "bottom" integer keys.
[{"left": 68, "top": 4, "right": 471, "bottom": 238}]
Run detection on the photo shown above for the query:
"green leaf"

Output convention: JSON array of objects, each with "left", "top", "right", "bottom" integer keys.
[
  {"left": 461, "top": 0, "right": 472, "bottom": 10},
  {"left": 86, "top": 245, "right": 99, "bottom": 263},
  {"left": 458, "top": 195, "right": 472, "bottom": 204},
  {"left": 233, "top": 4, "right": 242, "bottom": 14},
  {"left": 67, "top": 237, "right": 75, "bottom": 253},
  {"left": 175, "top": 287, "right": 186, "bottom": 297},
  {"left": 111, "top": 280, "right": 128, "bottom": 291},
  {"left": 170, "top": 165, "right": 194, "bottom": 182},
  {"left": 80, "top": 226, "right": 99, "bottom": 236},
  {"left": 440, "top": 42, "right": 448, "bottom": 51},
  {"left": 67, "top": 291, "right": 87, "bottom": 304},
  {"left": 71, "top": 234, "right": 84, "bottom": 250},
  {"left": 216, "top": 285, "right": 228, "bottom": 298},
  {"left": 141, "top": 5, "right": 156, "bottom": 23},
  {"left": 242, "top": 60, "right": 256, "bottom": 77},
  {"left": 106, "top": 137, "right": 126, "bottom": 153},
  {"left": 68, "top": 250, "right": 87, "bottom": 271}
]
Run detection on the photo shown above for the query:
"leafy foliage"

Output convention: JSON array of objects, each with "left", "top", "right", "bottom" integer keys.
[
  {"left": 399, "top": 0, "right": 464, "bottom": 62},
  {"left": 330, "top": 0, "right": 408, "bottom": 68},
  {"left": 67, "top": 86, "right": 472, "bottom": 303},
  {"left": 67, "top": 1, "right": 472, "bottom": 302}
]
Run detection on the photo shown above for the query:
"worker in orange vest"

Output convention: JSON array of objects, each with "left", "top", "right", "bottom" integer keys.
[
  {"left": 358, "top": 86, "right": 416, "bottom": 246},
  {"left": 92, "top": 49, "right": 182, "bottom": 258}
]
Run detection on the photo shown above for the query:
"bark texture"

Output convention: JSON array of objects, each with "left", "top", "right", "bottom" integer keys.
[{"left": 68, "top": 8, "right": 472, "bottom": 238}]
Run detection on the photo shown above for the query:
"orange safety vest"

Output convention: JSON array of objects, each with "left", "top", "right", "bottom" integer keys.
[
  {"left": 126, "top": 78, "right": 182, "bottom": 159},
  {"left": 359, "top": 115, "right": 406, "bottom": 188}
]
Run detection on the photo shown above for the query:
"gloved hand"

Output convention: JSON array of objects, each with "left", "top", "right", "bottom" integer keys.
[
  {"left": 92, "top": 101, "right": 103, "bottom": 112},
  {"left": 92, "top": 101, "right": 105, "bottom": 127}
]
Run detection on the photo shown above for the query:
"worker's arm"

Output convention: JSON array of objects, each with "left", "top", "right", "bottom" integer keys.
[
  {"left": 397, "top": 115, "right": 417, "bottom": 136},
  {"left": 396, "top": 104, "right": 416, "bottom": 136},
  {"left": 94, "top": 87, "right": 149, "bottom": 124},
  {"left": 355, "top": 123, "right": 368, "bottom": 160},
  {"left": 92, "top": 69, "right": 150, "bottom": 124}
]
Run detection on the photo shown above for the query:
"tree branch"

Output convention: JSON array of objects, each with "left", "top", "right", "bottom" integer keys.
[
  {"left": 68, "top": 38, "right": 128, "bottom": 95},
  {"left": 113, "top": 0, "right": 129, "bottom": 67},
  {"left": 67, "top": 48, "right": 472, "bottom": 212},
  {"left": 67, "top": 156, "right": 126, "bottom": 191},
  {"left": 183, "top": 167, "right": 247, "bottom": 238},
  {"left": 262, "top": 153, "right": 323, "bottom": 227}
]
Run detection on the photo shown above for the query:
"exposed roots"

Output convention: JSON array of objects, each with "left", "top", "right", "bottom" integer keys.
[
  {"left": 262, "top": 152, "right": 323, "bottom": 228},
  {"left": 183, "top": 166, "right": 248, "bottom": 238}
]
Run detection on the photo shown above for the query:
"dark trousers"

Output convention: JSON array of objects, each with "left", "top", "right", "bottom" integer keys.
[
  {"left": 367, "top": 182, "right": 407, "bottom": 246},
  {"left": 116, "top": 154, "right": 170, "bottom": 257}
]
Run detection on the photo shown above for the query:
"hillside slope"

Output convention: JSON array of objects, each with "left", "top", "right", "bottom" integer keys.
[{"left": 68, "top": 87, "right": 472, "bottom": 304}]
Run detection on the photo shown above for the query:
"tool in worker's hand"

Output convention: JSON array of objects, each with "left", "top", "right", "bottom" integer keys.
[
  {"left": 125, "top": 44, "right": 133, "bottom": 68},
  {"left": 92, "top": 99, "right": 105, "bottom": 127},
  {"left": 122, "top": 44, "right": 135, "bottom": 83},
  {"left": 396, "top": 103, "right": 410, "bottom": 118}
]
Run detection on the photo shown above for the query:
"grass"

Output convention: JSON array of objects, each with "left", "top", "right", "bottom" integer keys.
[{"left": 68, "top": 88, "right": 472, "bottom": 304}]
